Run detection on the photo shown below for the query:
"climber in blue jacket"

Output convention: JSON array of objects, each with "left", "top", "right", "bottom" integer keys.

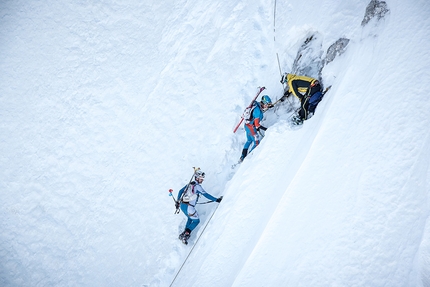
[{"left": 239, "top": 95, "right": 272, "bottom": 162}]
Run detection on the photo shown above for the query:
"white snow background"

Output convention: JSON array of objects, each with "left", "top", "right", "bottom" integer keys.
[{"left": 1, "top": 0, "right": 430, "bottom": 286}]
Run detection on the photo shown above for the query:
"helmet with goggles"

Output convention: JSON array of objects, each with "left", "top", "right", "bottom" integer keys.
[
  {"left": 261, "top": 95, "right": 272, "bottom": 105},
  {"left": 195, "top": 170, "right": 205, "bottom": 180}
]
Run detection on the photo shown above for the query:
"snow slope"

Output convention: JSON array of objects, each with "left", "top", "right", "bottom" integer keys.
[{"left": 1, "top": 0, "right": 430, "bottom": 286}]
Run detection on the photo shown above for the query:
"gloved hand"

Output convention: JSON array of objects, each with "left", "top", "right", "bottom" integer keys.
[
  {"left": 175, "top": 201, "right": 180, "bottom": 209},
  {"left": 216, "top": 196, "right": 223, "bottom": 203},
  {"left": 257, "top": 126, "right": 267, "bottom": 131},
  {"left": 280, "top": 74, "right": 285, "bottom": 84}
]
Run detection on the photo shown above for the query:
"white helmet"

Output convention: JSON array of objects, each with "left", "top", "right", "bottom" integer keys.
[{"left": 195, "top": 170, "right": 205, "bottom": 180}]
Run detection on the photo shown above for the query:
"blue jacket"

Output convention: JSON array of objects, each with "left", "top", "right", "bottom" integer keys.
[
  {"left": 245, "top": 101, "right": 264, "bottom": 132},
  {"left": 245, "top": 102, "right": 264, "bottom": 129}
]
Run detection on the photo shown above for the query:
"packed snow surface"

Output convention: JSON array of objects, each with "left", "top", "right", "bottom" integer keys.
[{"left": 1, "top": 0, "right": 430, "bottom": 286}]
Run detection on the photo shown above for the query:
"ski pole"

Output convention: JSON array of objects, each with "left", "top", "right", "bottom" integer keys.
[
  {"left": 196, "top": 196, "right": 222, "bottom": 205},
  {"left": 273, "top": 0, "right": 290, "bottom": 110},
  {"left": 169, "top": 189, "right": 179, "bottom": 214},
  {"left": 169, "top": 189, "right": 176, "bottom": 203},
  {"left": 175, "top": 167, "right": 200, "bottom": 214},
  {"left": 169, "top": 196, "right": 223, "bottom": 287}
]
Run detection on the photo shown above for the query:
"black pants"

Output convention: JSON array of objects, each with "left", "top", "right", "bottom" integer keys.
[{"left": 298, "top": 83, "right": 322, "bottom": 120}]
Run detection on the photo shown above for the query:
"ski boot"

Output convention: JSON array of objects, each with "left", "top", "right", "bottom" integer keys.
[
  {"left": 233, "top": 148, "right": 248, "bottom": 168},
  {"left": 291, "top": 115, "right": 304, "bottom": 126},
  {"left": 179, "top": 229, "right": 191, "bottom": 245},
  {"left": 239, "top": 148, "right": 248, "bottom": 163}
]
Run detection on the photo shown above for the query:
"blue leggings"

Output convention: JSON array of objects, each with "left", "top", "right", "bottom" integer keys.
[
  {"left": 243, "top": 124, "right": 259, "bottom": 152},
  {"left": 180, "top": 203, "right": 200, "bottom": 231}
]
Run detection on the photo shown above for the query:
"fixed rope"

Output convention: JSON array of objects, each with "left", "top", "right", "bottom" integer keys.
[
  {"left": 273, "top": 0, "right": 296, "bottom": 112},
  {"left": 169, "top": 202, "right": 221, "bottom": 287},
  {"left": 274, "top": 0, "right": 283, "bottom": 81}
]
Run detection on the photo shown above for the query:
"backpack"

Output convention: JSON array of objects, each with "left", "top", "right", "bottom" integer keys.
[
  {"left": 243, "top": 104, "right": 256, "bottom": 124},
  {"left": 182, "top": 182, "right": 198, "bottom": 202}
]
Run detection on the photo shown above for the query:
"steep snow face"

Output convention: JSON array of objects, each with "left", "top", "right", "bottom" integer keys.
[
  {"left": 1, "top": 0, "right": 430, "bottom": 286},
  {"left": 169, "top": 0, "right": 430, "bottom": 286}
]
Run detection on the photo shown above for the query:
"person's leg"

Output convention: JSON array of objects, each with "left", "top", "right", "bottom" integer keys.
[
  {"left": 241, "top": 125, "right": 255, "bottom": 161},
  {"left": 187, "top": 218, "right": 200, "bottom": 231},
  {"left": 179, "top": 204, "right": 200, "bottom": 243},
  {"left": 240, "top": 148, "right": 248, "bottom": 161},
  {"left": 185, "top": 205, "right": 200, "bottom": 232},
  {"left": 243, "top": 125, "right": 254, "bottom": 150},
  {"left": 179, "top": 204, "right": 192, "bottom": 240},
  {"left": 300, "top": 97, "right": 310, "bottom": 120},
  {"left": 308, "top": 91, "right": 323, "bottom": 114},
  {"left": 246, "top": 125, "right": 259, "bottom": 153}
]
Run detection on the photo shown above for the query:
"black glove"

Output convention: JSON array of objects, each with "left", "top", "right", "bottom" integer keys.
[
  {"left": 175, "top": 202, "right": 180, "bottom": 209},
  {"left": 216, "top": 196, "right": 223, "bottom": 203},
  {"left": 258, "top": 126, "right": 267, "bottom": 131},
  {"left": 282, "top": 90, "right": 290, "bottom": 100}
]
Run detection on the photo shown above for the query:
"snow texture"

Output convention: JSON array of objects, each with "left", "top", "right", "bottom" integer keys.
[{"left": 1, "top": 0, "right": 430, "bottom": 286}]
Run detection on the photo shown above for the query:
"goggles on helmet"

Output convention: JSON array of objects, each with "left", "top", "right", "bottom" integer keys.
[
  {"left": 261, "top": 95, "right": 272, "bottom": 105},
  {"left": 195, "top": 171, "right": 205, "bottom": 179}
]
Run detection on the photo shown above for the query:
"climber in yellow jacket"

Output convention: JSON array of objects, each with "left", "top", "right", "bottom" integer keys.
[{"left": 281, "top": 73, "right": 324, "bottom": 124}]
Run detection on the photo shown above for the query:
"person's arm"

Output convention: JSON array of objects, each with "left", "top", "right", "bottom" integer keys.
[
  {"left": 195, "top": 185, "right": 218, "bottom": 201},
  {"left": 291, "top": 79, "right": 311, "bottom": 99},
  {"left": 253, "top": 108, "right": 266, "bottom": 131},
  {"left": 252, "top": 107, "right": 264, "bottom": 128},
  {"left": 258, "top": 125, "right": 267, "bottom": 131},
  {"left": 253, "top": 117, "right": 261, "bottom": 129}
]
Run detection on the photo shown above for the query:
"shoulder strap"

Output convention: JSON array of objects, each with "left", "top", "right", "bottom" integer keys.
[{"left": 249, "top": 105, "right": 257, "bottom": 119}]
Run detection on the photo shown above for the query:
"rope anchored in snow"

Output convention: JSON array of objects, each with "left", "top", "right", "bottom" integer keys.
[{"left": 272, "top": 0, "right": 296, "bottom": 113}]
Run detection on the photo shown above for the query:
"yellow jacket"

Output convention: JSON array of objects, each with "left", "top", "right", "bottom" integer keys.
[{"left": 285, "top": 74, "right": 318, "bottom": 100}]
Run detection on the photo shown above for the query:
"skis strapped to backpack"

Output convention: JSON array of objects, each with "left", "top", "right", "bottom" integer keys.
[
  {"left": 233, "top": 86, "right": 266, "bottom": 133},
  {"left": 169, "top": 167, "right": 200, "bottom": 214}
]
